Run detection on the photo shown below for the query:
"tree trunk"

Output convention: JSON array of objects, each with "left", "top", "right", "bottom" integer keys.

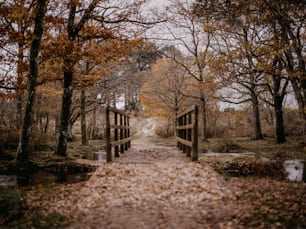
[
  {"left": 16, "top": 42, "right": 24, "bottom": 129},
  {"left": 250, "top": 91, "right": 263, "bottom": 140},
  {"left": 91, "top": 103, "right": 97, "bottom": 139},
  {"left": 274, "top": 96, "right": 286, "bottom": 144},
  {"left": 43, "top": 113, "right": 49, "bottom": 136},
  {"left": 16, "top": 0, "right": 47, "bottom": 165},
  {"left": 56, "top": 64, "right": 74, "bottom": 156},
  {"left": 200, "top": 95, "right": 207, "bottom": 141},
  {"left": 303, "top": 76, "right": 306, "bottom": 145},
  {"left": 81, "top": 87, "right": 88, "bottom": 145}
]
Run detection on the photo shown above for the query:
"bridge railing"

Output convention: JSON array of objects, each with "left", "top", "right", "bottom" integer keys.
[
  {"left": 176, "top": 105, "right": 198, "bottom": 161},
  {"left": 105, "top": 106, "right": 131, "bottom": 162}
]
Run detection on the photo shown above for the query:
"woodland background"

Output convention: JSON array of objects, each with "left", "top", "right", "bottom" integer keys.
[{"left": 0, "top": 0, "right": 305, "bottom": 166}]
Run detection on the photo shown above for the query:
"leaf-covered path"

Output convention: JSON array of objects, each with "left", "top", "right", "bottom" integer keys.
[{"left": 45, "top": 137, "right": 239, "bottom": 228}]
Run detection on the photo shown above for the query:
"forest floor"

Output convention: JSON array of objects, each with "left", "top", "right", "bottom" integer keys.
[{"left": 8, "top": 136, "right": 303, "bottom": 229}]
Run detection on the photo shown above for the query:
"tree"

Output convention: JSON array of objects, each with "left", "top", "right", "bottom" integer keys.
[
  {"left": 156, "top": 0, "right": 216, "bottom": 141},
  {"left": 192, "top": 0, "right": 266, "bottom": 140},
  {"left": 193, "top": 0, "right": 304, "bottom": 143},
  {"left": 252, "top": 0, "right": 295, "bottom": 143},
  {"left": 262, "top": 0, "right": 306, "bottom": 142},
  {"left": 16, "top": 0, "right": 47, "bottom": 166},
  {"left": 0, "top": 0, "right": 37, "bottom": 128},
  {"left": 123, "top": 41, "right": 161, "bottom": 110},
  {"left": 140, "top": 57, "right": 188, "bottom": 122},
  {"left": 51, "top": 0, "right": 160, "bottom": 156}
]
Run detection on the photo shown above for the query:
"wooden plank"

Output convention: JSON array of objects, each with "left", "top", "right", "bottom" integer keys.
[
  {"left": 176, "top": 124, "right": 194, "bottom": 130},
  {"left": 177, "top": 106, "right": 195, "bottom": 119},
  {"left": 108, "top": 106, "right": 128, "bottom": 116},
  {"left": 111, "top": 137, "right": 132, "bottom": 147},
  {"left": 111, "top": 124, "right": 129, "bottom": 129},
  {"left": 176, "top": 136, "right": 192, "bottom": 147}
]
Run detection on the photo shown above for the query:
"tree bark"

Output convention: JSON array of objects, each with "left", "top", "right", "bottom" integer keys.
[
  {"left": 16, "top": 0, "right": 47, "bottom": 165},
  {"left": 81, "top": 87, "right": 88, "bottom": 145},
  {"left": 55, "top": 0, "right": 98, "bottom": 156},
  {"left": 16, "top": 42, "right": 25, "bottom": 129},
  {"left": 250, "top": 90, "right": 264, "bottom": 140},
  {"left": 200, "top": 94, "right": 207, "bottom": 141},
  {"left": 43, "top": 113, "right": 49, "bottom": 135},
  {"left": 56, "top": 64, "right": 74, "bottom": 156},
  {"left": 91, "top": 103, "right": 97, "bottom": 139},
  {"left": 274, "top": 96, "right": 286, "bottom": 144}
]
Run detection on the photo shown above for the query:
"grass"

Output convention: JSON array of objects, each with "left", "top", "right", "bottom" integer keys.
[
  {"left": 1, "top": 134, "right": 305, "bottom": 228},
  {"left": 199, "top": 137, "right": 305, "bottom": 160},
  {"left": 145, "top": 135, "right": 177, "bottom": 147},
  {"left": 5, "top": 211, "right": 71, "bottom": 229},
  {"left": 66, "top": 137, "right": 105, "bottom": 159}
]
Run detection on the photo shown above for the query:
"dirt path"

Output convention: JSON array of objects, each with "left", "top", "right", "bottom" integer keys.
[{"left": 52, "top": 137, "right": 238, "bottom": 228}]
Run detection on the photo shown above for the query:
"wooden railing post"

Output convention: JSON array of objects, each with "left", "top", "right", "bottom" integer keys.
[
  {"left": 127, "top": 117, "right": 131, "bottom": 148},
  {"left": 105, "top": 106, "right": 112, "bottom": 162},
  {"left": 175, "top": 105, "right": 198, "bottom": 162},
  {"left": 192, "top": 105, "right": 198, "bottom": 162},
  {"left": 186, "top": 112, "right": 192, "bottom": 157},
  {"left": 180, "top": 116, "right": 183, "bottom": 150},
  {"left": 114, "top": 112, "right": 119, "bottom": 157},
  {"left": 105, "top": 106, "right": 131, "bottom": 162},
  {"left": 120, "top": 114, "right": 124, "bottom": 154},
  {"left": 124, "top": 116, "right": 128, "bottom": 150},
  {"left": 182, "top": 115, "right": 186, "bottom": 153}
]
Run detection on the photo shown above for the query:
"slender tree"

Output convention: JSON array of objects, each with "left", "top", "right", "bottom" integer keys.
[
  {"left": 0, "top": 0, "right": 37, "bottom": 128},
  {"left": 156, "top": 1, "right": 216, "bottom": 140},
  {"left": 54, "top": 0, "right": 161, "bottom": 156},
  {"left": 16, "top": 0, "right": 47, "bottom": 166}
]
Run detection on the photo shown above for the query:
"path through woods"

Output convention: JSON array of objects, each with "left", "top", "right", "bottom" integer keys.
[{"left": 49, "top": 137, "right": 238, "bottom": 228}]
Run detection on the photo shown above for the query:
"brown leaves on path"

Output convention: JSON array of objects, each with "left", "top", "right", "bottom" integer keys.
[
  {"left": 45, "top": 146, "right": 237, "bottom": 228},
  {"left": 25, "top": 145, "right": 306, "bottom": 228}
]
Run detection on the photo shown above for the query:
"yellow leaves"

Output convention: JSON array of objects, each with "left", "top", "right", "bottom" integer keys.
[
  {"left": 0, "top": 91, "right": 16, "bottom": 100},
  {"left": 36, "top": 85, "right": 62, "bottom": 96}
]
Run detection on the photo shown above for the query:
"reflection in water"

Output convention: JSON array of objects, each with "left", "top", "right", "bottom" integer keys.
[
  {"left": 284, "top": 160, "right": 305, "bottom": 182},
  {"left": 86, "top": 150, "right": 106, "bottom": 162},
  {"left": 11, "top": 171, "right": 90, "bottom": 187}
]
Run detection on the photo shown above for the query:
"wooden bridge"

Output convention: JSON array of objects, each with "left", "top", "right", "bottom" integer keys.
[{"left": 105, "top": 105, "right": 199, "bottom": 163}]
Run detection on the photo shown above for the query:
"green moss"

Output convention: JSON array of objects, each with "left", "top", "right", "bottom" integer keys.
[
  {"left": 0, "top": 187, "right": 25, "bottom": 225},
  {"left": 6, "top": 212, "right": 71, "bottom": 229}
]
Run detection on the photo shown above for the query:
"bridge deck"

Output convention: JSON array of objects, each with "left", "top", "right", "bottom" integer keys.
[{"left": 49, "top": 137, "right": 237, "bottom": 228}]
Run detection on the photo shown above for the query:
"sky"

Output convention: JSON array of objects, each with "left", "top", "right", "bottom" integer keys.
[{"left": 145, "top": 0, "right": 170, "bottom": 9}]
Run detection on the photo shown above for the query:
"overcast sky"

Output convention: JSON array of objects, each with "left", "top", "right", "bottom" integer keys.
[{"left": 145, "top": 0, "right": 170, "bottom": 8}]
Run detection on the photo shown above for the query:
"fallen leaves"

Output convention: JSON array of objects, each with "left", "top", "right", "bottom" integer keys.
[
  {"left": 21, "top": 146, "right": 306, "bottom": 229},
  {"left": 227, "top": 177, "right": 306, "bottom": 228}
]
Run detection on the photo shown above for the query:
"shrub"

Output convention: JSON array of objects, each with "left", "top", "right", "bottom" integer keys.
[
  {"left": 213, "top": 139, "right": 244, "bottom": 153},
  {"left": 1, "top": 126, "right": 19, "bottom": 150},
  {"left": 223, "top": 158, "right": 286, "bottom": 178},
  {"left": 0, "top": 187, "right": 25, "bottom": 225},
  {"left": 155, "top": 124, "right": 174, "bottom": 138},
  {"left": 28, "top": 127, "right": 56, "bottom": 152},
  {"left": 206, "top": 158, "right": 286, "bottom": 178}
]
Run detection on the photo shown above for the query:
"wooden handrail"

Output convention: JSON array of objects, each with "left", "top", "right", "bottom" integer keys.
[
  {"left": 105, "top": 106, "right": 131, "bottom": 162},
  {"left": 176, "top": 105, "right": 198, "bottom": 161}
]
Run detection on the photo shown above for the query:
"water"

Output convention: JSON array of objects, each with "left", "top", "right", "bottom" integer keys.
[
  {"left": 86, "top": 150, "right": 106, "bottom": 162},
  {"left": 284, "top": 160, "right": 305, "bottom": 182},
  {"left": 0, "top": 171, "right": 91, "bottom": 187}
]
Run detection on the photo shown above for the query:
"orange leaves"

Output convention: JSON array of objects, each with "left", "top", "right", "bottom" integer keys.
[
  {"left": 141, "top": 58, "right": 188, "bottom": 118},
  {"left": 36, "top": 85, "right": 62, "bottom": 97}
]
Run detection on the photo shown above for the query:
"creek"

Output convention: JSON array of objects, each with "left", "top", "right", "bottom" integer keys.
[{"left": 0, "top": 170, "right": 91, "bottom": 187}]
